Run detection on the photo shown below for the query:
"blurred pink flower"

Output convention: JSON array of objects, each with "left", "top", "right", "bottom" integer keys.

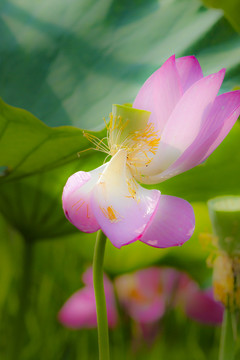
[
  {"left": 62, "top": 55, "right": 240, "bottom": 249},
  {"left": 176, "top": 275, "right": 223, "bottom": 325},
  {"left": 58, "top": 268, "right": 117, "bottom": 329},
  {"left": 115, "top": 267, "right": 223, "bottom": 326}
]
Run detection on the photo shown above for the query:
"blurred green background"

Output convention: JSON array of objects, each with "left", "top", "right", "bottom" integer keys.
[{"left": 0, "top": 0, "right": 240, "bottom": 359}]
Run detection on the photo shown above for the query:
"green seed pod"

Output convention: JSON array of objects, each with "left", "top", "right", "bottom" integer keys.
[{"left": 208, "top": 196, "right": 240, "bottom": 256}]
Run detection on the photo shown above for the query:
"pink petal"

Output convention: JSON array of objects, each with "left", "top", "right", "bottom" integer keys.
[
  {"left": 176, "top": 56, "right": 203, "bottom": 93},
  {"left": 201, "top": 91, "right": 240, "bottom": 161},
  {"left": 62, "top": 164, "right": 106, "bottom": 233},
  {"left": 184, "top": 288, "right": 223, "bottom": 325},
  {"left": 81, "top": 268, "right": 118, "bottom": 327},
  {"left": 92, "top": 150, "right": 160, "bottom": 248},
  {"left": 160, "top": 268, "right": 183, "bottom": 303},
  {"left": 82, "top": 267, "right": 95, "bottom": 286},
  {"left": 133, "top": 55, "right": 182, "bottom": 136},
  {"left": 58, "top": 288, "right": 97, "bottom": 329},
  {"left": 137, "top": 268, "right": 162, "bottom": 297},
  {"left": 115, "top": 269, "right": 165, "bottom": 324},
  {"left": 137, "top": 69, "right": 226, "bottom": 183},
  {"left": 128, "top": 296, "right": 165, "bottom": 324},
  {"left": 161, "top": 69, "right": 225, "bottom": 151},
  {"left": 160, "top": 90, "right": 240, "bottom": 178},
  {"left": 140, "top": 195, "right": 195, "bottom": 248}
]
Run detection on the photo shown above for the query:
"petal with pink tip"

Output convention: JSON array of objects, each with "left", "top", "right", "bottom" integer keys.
[
  {"left": 92, "top": 150, "right": 160, "bottom": 248},
  {"left": 133, "top": 55, "right": 182, "bottom": 136},
  {"left": 62, "top": 164, "right": 107, "bottom": 233},
  {"left": 140, "top": 195, "right": 195, "bottom": 248},
  {"left": 201, "top": 91, "right": 240, "bottom": 162},
  {"left": 176, "top": 56, "right": 203, "bottom": 93},
  {"left": 136, "top": 69, "right": 226, "bottom": 182},
  {"left": 159, "top": 69, "right": 225, "bottom": 159},
  {"left": 152, "top": 90, "right": 240, "bottom": 181}
]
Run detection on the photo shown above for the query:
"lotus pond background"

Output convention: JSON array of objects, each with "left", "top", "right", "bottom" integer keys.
[{"left": 0, "top": 0, "right": 240, "bottom": 359}]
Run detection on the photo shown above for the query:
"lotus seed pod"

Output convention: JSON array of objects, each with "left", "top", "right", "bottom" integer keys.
[{"left": 208, "top": 196, "right": 240, "bottom": 256}]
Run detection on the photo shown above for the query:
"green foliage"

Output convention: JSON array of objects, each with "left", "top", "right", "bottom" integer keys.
[
  {"left": 0, "top": 99, "right": 105, "bottom": 239},
  {"left": 0, "top": 0, "right": 239, "bottom": 129},
  {"left": 202, "top": 0, "right": 240, "bottom": 32}
]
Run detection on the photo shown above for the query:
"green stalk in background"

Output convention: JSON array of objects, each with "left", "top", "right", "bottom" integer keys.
[
  {"left": 11, "top": 239, "right": 34, "bottom": 360},
  {"left": 219, "top": 309, "right": 236, "bottom": 360}
]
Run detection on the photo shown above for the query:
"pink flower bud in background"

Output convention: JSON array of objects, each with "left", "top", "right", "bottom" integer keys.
[{"left": 58, "top": 268, "right": 117, "bottom": 329}]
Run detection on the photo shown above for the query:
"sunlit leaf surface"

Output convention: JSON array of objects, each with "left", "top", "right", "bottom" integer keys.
[{"left": 0, "top": 0, "right": 239, "bottom": 130}]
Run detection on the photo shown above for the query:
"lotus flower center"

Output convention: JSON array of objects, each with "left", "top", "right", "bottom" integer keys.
[
  {"left": 107, "top": 113, "right": 160, "bottom": 171},
  {"left": 83, "top": 112, "right": 160, "bottom": 172}
]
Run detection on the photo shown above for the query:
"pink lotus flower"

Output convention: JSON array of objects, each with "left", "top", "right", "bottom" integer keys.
[
  {"left": 62, "top": 55, "right": 240, "bottom": 248},
  {"left": 58, "top": 268, "right": 118, "bottom": 329},
  {"left": 115, "top": 267, "right": 223, "bottom": 326}
]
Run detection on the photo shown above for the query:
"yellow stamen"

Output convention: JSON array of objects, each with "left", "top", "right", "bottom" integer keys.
[
  {"left": 100, "top": 205, "right": 121, "bottom": 223},
  {"left": 83, "top": 113, "right": 160, "bottom": 171}
]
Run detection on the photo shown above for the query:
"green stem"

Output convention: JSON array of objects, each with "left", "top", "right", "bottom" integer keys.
[
  {"left": 11, "top": 239, "right": 33, "bottom": 360},
  {"left": 219, "top": 308, "right": 236, "bottom": 360},
  {"left": 93, "top": 230, "right": 110, "bottom": 360}
]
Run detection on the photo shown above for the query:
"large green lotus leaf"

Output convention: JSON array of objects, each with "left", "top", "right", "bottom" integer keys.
[
  {"left": 0, "top": 99, "right": 106, "bottom": 239},
  {"left": 0, "top": 99, "right": 105, "bottom": 182},
  {"left": 0, "top": 0, "right": 239, "bottom": 130},
  {"left": 0, "top": 147, "right": 106, "bottom": 240}
]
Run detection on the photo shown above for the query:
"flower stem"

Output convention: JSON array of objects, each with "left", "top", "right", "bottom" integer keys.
[
  {"left": 219, "top": 308, "right": 236, "bottom": 360},
  {"left": 11, "top": 238, "right": 33, "bottom": 360},
  {"left": 93, "top": 230, "right": 110, "bottom": 360}
]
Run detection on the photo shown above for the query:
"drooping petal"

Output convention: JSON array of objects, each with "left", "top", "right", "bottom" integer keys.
[
  {"left": 148, "top": 90, "right": 240, "bottom": 182},
  {"left": 62, "top": 164, "right": 107, "bottom": 233},
  {"left": 140, "top": 195, "right": 195, "bottom": 248},
  {"left": 133, "top": 55, "right": 182, "bottom": 136},
  {"left": 136, "top": 69, "right": 226, "bottom": 182},
  {"left": 92, "top": 150, "right": 160, "bottom": 248},
  {"left": 176, "top": 56, "right": 203, "bottom": 93}
]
